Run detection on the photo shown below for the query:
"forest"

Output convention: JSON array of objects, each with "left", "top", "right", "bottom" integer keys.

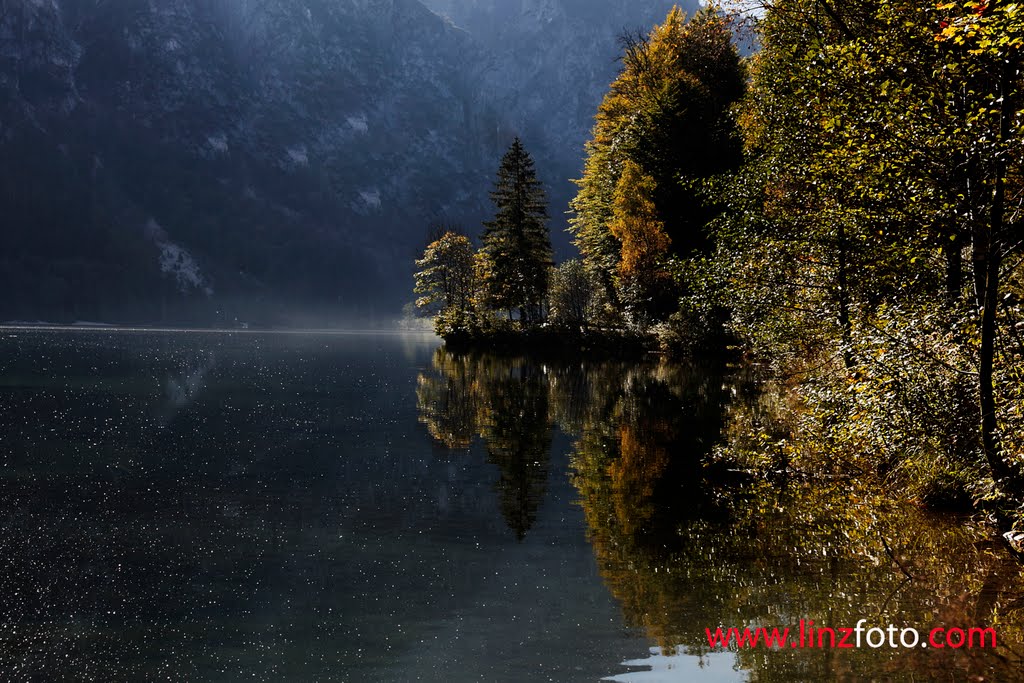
[{"left": 413, "top": 2, "right": 1024, "bottom": 532}]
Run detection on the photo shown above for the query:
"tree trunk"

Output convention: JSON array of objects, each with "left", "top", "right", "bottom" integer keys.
[
  {"left": 945, "top": 231, "right": 962, "bottom": 306},
  {"left": 978, "top": 57, "right": 1016, "bottom": 490},
  {"left": 837, "top": 221, "right": 853, "bottom": 369},
  {"left": 979, "top": 248, "right": 1006, "bottom": 483},
  {"left": 972, "top": 223, "right": 988, "bottom": 310}
]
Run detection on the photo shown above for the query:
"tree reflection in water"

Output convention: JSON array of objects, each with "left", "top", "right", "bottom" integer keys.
[
  {"left": 417, "top": 350, "right": 551, "bottom": 540},
  {"left": 416, "top": 348, "right": 1024, "bottom": 681}
]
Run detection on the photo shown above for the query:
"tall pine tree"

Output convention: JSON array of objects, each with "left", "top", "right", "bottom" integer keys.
[{"left": 481, "top": 138, "right": 553, "bottom": 323}]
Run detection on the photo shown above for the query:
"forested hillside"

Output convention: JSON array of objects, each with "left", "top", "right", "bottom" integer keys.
[
  {"left": 0, "top": 0, "right": 695, "bottom": 325},
  {"left": 710, "top": 0, "right": 1024, "bottom": 521}
]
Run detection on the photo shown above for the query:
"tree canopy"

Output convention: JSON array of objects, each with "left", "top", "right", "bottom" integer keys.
[
  {"left": 707, "top": 0, "right": 1024, "bottom": 501},
  {"left": 410, "top": 0, "right": 1024, "bottom": 522},
  {"left": 570, "top": 5, "right": 746, "bottom": 318}
]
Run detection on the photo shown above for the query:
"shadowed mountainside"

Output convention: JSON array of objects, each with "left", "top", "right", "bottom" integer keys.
[{"left": 0, "top": 0, "right": 695, "bottom": 325}]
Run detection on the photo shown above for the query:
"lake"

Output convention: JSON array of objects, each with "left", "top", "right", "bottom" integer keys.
[{"left": 0, "top": 329, "right": 1022, "bottom": 681}]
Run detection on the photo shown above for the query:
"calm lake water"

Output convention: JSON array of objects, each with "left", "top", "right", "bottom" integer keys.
[{"left": 1, "top": 329, "right": 1022, "bottom": 682}]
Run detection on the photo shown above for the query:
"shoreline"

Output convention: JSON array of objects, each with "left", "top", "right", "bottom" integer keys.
[{"left": 0, "top": 324, "right": 440, "bottom": 336}]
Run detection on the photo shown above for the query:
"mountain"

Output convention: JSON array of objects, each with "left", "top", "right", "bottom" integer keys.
[
  {"left": 422, "top": 1, "right": 697, "bottom": 176},
  {"left": 0, "top": 0, "right": 697, "bottom": 326}
]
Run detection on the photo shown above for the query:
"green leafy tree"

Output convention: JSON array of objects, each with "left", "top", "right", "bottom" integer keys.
[
  {"left": 549, "top": 259, "right": 613, "bottom": 331},
  {"left": 934, "top": 0, "right": 1024, "bottom": 488},
  {"left": 480, "top": 137, "right": 553, "bottom": 323},
  {"left": 714, "top": 0, "right": 1024, "bottom": 498}
]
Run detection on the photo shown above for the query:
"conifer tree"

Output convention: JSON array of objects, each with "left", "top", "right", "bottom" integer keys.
[{"left": 480, "top": 138, "right": 553, "bottom": 323}]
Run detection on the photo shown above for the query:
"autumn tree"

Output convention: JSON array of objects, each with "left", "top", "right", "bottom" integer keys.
[
  {"left": 608, "top": 160, "right": 673, "bottom": 324},
  {"left": 414, "top": 231, "right": 478, "bottom": 335},
  {"left": 480, "top": 137, "right": 553, "bottom": 323},
  {"left": 570, "top": 5, "right": 745, "bottom": 316},
  {"left": 714, "top": 0, "right": 1024, "bottom": 499}
]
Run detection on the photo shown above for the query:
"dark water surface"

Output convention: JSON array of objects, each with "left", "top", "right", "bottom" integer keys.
[{"left": 1, "top": 329, "right": 1022, "bottom": 682}]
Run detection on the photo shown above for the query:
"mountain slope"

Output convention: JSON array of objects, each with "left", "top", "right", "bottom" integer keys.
[{"left": 0, "top": 0, "right": 698, "bottom": 325}]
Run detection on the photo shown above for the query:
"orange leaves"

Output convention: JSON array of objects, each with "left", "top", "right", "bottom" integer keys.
[
  {"left": 608, "top": 160, "right": 671, "bottom": 278},
  {"left": 607, "top": 421, "right": 671, "bottom": 538},
  {"left": 935, "top": 0, "right": 1024, "bottom": 51}
]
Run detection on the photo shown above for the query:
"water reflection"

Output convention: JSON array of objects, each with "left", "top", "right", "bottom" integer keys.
[
  {"left": 604, "top": 648, "right": 738, "bottom": 683},
  {"left": 3, "top": 331, "right": 1023, "bottom": 681},
  {"left": 418, "top": 348, "right": 1024, "bottom": 682},
  {"left": 417, "top": 352, "right": 552, "bottom": 540},
  {"left": 157, "top": 352, "right": 216, "bottom": 426}
]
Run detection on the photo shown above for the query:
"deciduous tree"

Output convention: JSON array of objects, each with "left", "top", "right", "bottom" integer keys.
[
  {"left": 609, "top": 160, "right": 673, "bottom": 323},
  {"left": 715, "top": 0, "right": 1024, "bottom": 495},
  {"left": 414, "top": 231, "right": 477, "bottom": 333},
  {"left": 570, "top": 5, "right": 745, "bottom": 317}
]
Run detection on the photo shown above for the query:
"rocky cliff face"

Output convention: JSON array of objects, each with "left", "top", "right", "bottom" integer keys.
[{"left": 0, "top": 0, "right": 697, "bottom": 325}]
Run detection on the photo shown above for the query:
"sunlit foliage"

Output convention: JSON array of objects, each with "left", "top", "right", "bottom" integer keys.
[
  {"left": 708, "top": 0, "right": 1024, "bottom": 510},
  {"left": 413, "top": 231, "right": 479, "bottom": 337},
  {"left": 608, "top": 160, "right": 674, "bottom": 323},
  {"left": 570, "top": 5, "right": 745, "bottom": 323}
]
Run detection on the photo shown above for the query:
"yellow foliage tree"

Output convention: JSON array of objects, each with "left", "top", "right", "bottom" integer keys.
[
  {"left": 569, "top": 4, "right": 745, "bottom": 326},
  {"left": 609, "top": 160, "right": 671, "bottom": 278},
  {"left": 608, "top": 160, "right": 672, "bottom": 322}
]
